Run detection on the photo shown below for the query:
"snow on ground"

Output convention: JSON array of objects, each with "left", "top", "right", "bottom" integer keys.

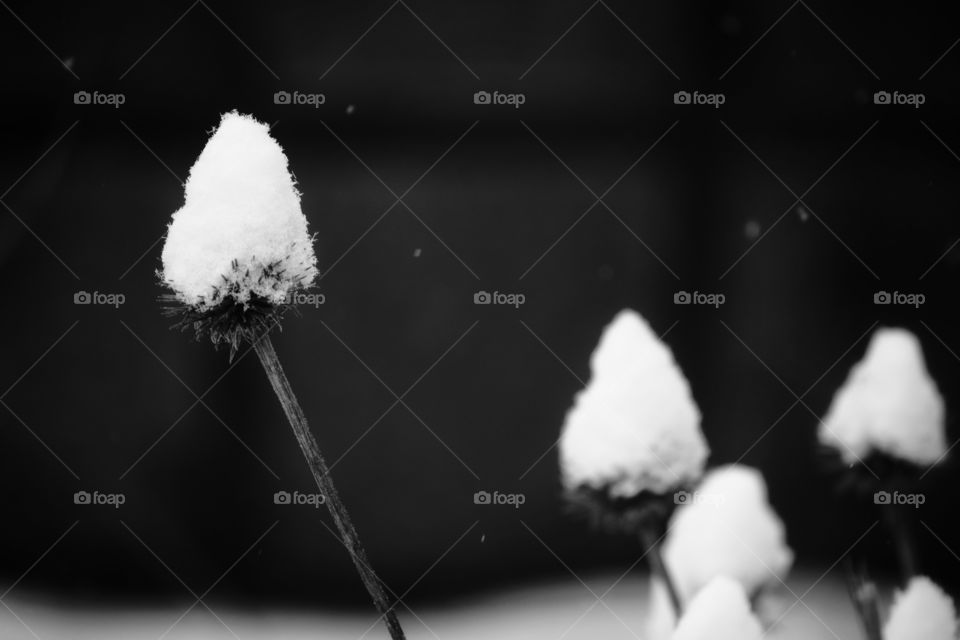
[{"left": 0, "top": 570, "right": 864, "bottom": 639}]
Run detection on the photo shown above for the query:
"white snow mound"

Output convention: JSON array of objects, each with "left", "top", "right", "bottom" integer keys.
[
  {"left": 559, "top": 309, "right": 709, "bottom": 498},
  {"left": 820, "top": 328, "right": 946, "bottom": 467},
  {"left": 883, "top": 576, "right": 957, "bottom": 640},
  {"left": 161, "top": 111, "right": 317, "bottom": 310},
  {"left": 664, "top": 464, "right": 793, "bottom": 600},
  {"left": 671, "top": 576, "right": 764, "bottom": 640}
]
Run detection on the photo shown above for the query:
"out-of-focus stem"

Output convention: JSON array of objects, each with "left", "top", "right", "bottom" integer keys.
[
  {"left": 881, "top": 504, "right": 917, "bottom": 583},
  {"left": 639, "top": 526, "right": 683, "bottom": 618},
  {"left": 844, "top": 559, "right": 882, "bottom": 640}
]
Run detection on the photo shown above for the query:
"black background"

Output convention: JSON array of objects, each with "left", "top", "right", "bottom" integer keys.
[{"left": 1, "top": 0, "right": 960, "bottom": 611}]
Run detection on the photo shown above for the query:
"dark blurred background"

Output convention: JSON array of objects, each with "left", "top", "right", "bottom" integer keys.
[{"left": 1, "top": 0, "right": 959, "bottom": 613}]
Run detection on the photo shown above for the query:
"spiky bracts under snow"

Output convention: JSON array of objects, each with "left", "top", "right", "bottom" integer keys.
[{"left": 160, "top": 111, "right": 317, "bottom": 354}]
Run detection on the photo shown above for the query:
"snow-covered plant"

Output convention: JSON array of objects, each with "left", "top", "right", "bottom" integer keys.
[
  {"left": 646, "top": 465, "right": 792, "bottom": 636},
  {"left": 820, "top": 327, "right": 946, "bottom": 586},
  {"left": 159, "top": 112, "right": 403, "bottom": 639},
  {"left": 883, "top": 576, "right": 957, "bottom": 640},
  {"left": 665, "top": 464, "right": 793, "bottom": 599},
  {"left": 820, "top": 328, "right": 946, "bottom": 469},
  {"left": 559, "top": 309, "right": 709, "bottom": 499},
  {"left": 670, "top": 576, "right": 764, "bottom": 640},
  {"left": 161, "top": 111, "right": 317, "bottom": 355},
  {"left": 559, "top": 309, "right": 709, "bottom": 617}
]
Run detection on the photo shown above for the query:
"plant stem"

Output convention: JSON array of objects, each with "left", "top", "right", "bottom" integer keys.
[
  {"left": 253, "top": 332, "right": 405, "bottom": 640},
  {"left": 881, "top": 505, "right": 917, "bottom": 583},
  {"left": 844, "top": 558, "right": 882, "bottom": 640},
  {"left": 639, "top": 525, "right": 683, "bottom": 619}
]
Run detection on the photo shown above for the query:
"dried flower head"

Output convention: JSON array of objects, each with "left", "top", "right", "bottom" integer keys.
[
  {"left": 883, "top": 576, "right": 957, "bottom": 640},
  {"left": 820, "top": 328, "right": 946, "bottom": 468},
  {"left": 671, "top": 576, "right": 764, "bottom": 640},
  {"left": 559, "top": 310, "right": 709, "bottom": 502},
  {"left": 159, "top": 111, "right": 317, "bottom": 354}
]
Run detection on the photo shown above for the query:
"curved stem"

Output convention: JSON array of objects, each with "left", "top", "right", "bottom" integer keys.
[{"left": 254, "top": 333, "right": 405, "bottom": 640}]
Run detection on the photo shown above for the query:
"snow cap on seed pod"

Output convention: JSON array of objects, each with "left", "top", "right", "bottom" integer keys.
[
  {"left": 883, "top": 576, "right": 957, "bottom": 640},
  {"left": 646, "top": 465, "right": 792, "bottom": 636},
  {"left": 559, "top": 309, "right": 709, "bottom": 499},
  {"left": 665, "top": 464, "right": 793, "bottom": 599},
  {"left": 160, "top": 111, "right": 317, "bottom": 352},
  {"left": 671, "top": 576, "right": 764, "bottom": 640},
  {"left": 819, "top": 328, "right": 946, "bottom": 468}
]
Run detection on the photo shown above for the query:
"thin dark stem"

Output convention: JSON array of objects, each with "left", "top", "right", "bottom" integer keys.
[
  {"left": 639, "top": 526, "right": 683, "bottom": 619},
  {"left": 881, "top": 505, "right": 917, "bottom": 583},
  {"left": 844, "top": 558, "right": 882, "bottom": 640},
  {"left": 253, "top": 333, "right": 405, "bottom": 640}
]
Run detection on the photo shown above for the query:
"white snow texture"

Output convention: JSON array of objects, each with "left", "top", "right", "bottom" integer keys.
[
  {"left": 664, "top": 464, "right": 794, "bottom": 600},
  {"left": 671, "top": 576, "right": 764, "bottom": 640},
  {"left": 161, "top": 111, "right": 317, "bottom": 310},
  {"left": 559, "top": 309, "right": 709, "bottom": 499},
  {"left": 883, "top": 576, "right": 957, "bottom": 640},
  {"left": 820, "top": 328, "right": 946, "bottom": 467}
]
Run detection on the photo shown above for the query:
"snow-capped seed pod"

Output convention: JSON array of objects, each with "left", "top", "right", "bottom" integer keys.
[
  {"left": 883, "top": 576, "right": 957, "bottom": 640},
  {"left": 671, "top": 576, "right": 764, "bottom": 640},
  {"left": 665, "top": 464, "right": 793, "bottom": 599},
  {"left": 819, "top": 328, "right": 946, "bottom": 469},
  {"left": 645, "top": 465, "right": 792, "bottom": 636},
  {"left": 157, "top": 113, "right": 403, "bottom": 639},
  {"left": 560, "top": 309, "right": 708, "bottom": 619},
  {"left": 559, "top": 309, "right": 709, "bottom": 500},
  {"left": 160, "top": 111, "right": 317, "bottom": 354}
]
